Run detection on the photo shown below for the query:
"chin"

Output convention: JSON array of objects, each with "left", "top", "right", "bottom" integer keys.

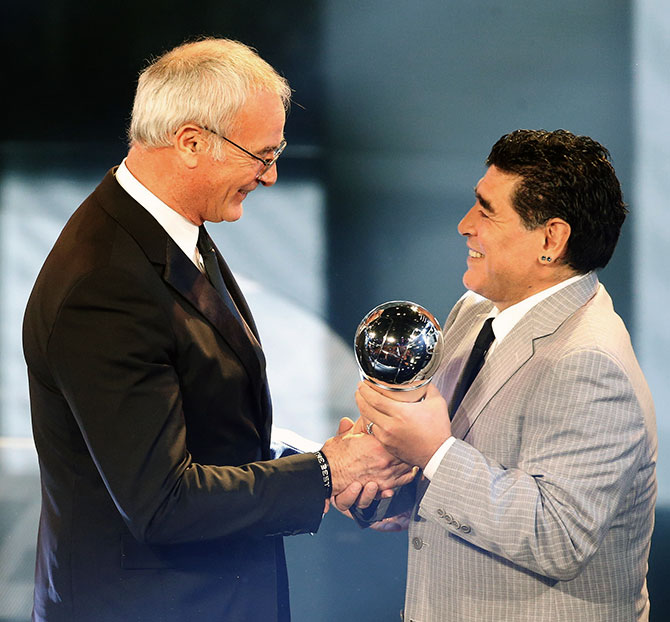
[
  {"left": 462, "top": 271, "right": 477, "bottom": 291},
  {"left": 219, "top": 203, "right": 244, "bottom": 223},
  {"left": 463, "top": 275, "right": 487, "bottom": 298}
]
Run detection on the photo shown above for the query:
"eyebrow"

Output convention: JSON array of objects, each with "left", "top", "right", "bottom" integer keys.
[
  {"left": 474, "top": 188, "right": 494, "bottom": 213},
  {"left": 259, "top": 138, "right": 285, "bottom": 155}
]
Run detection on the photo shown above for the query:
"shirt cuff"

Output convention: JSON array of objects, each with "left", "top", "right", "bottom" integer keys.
[
  {"left": 272, "top": 426, "right": 322, "bottom": 453},
  {"left": 423, "top": 436, "right": 456, "bottom": 480}
]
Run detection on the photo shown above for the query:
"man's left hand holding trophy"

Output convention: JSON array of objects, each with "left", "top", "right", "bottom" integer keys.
[{"left": 333, "top": 301, "right": 450, "bottom": 523}]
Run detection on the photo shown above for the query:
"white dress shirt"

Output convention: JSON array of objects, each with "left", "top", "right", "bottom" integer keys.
[{"left": 115, "top": 159, "right": 204, "bottom": 271}]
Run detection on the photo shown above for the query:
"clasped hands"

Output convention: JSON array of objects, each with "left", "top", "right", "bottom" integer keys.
[{"left": 320, "top": 381, "right": 452, "bottom": 519}]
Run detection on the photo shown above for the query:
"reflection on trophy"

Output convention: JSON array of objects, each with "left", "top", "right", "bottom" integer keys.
[{"left": 354, "top": 301, "right": 444, "bottom": 403}]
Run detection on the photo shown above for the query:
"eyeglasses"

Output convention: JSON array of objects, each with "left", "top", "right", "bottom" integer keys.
[{"left": 201, "top": 126, "right": 286, "bottom": 178}]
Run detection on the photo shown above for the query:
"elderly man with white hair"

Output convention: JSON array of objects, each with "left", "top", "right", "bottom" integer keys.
[{"left": 23, "top": 38, "right": 413, "bottom": 622}]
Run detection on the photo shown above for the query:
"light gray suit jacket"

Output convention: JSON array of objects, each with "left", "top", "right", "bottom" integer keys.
[{"left": 399, "top": 274, "right": 656, "bottom": 622}]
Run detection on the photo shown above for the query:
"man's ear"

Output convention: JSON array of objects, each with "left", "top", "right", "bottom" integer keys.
[
  {"left": 542, "top": 217, "right": 571, "bottom": 263},
  {"left": 173, "top": 125, "right": 209, "bottom": 168}
]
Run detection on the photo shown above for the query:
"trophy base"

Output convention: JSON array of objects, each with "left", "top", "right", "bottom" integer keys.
[{"left": 367, "top": 381, "right": 428, "bottom": 403}]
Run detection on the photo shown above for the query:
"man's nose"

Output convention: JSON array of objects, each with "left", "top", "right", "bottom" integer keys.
[
  {"left": 457, "top": 206, "right": 475, "bottom": 236},
  {"left": 257, "top": 163, "right": 278, "bottom": 186}
]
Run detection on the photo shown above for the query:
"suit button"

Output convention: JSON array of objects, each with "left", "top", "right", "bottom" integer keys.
[
  {"left": 443, "top": 513, "right": 453, "bottom": 524},
  {"left": 461, "top": 524, "right": 472, "bottom": 534},
  {"left": 412, "top": 537, "right": 424, "bottom": 550},
  {"left": 452, "top": 519, "right": 461, "bottom": 529},
  {"left": 436, "top": 508, "right": 445, "bottom": 518}
]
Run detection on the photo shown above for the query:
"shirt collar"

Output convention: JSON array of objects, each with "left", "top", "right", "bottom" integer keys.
[
  {"left": 487, "top": 273, "right": 589, "bottom": 347},
  {"left": 115, "top": 159, "right": 200, "bottom": 268}
]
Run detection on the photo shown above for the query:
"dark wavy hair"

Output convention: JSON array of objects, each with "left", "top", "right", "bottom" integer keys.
[{"left": 486, "top": 129, "right": 627, "bottom": 273}]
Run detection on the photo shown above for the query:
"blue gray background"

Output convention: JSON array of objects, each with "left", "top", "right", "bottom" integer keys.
[{"left": 1, "top": 1, "right": 668, "bottom": 620}]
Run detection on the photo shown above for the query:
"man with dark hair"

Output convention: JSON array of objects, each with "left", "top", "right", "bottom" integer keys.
[
  {"left": 486, "top": 129, "right": 627, "bottom": 273},
  {"left": 22, "top": 38, "right": 413, "bottom": 622},
  {"left": 350, "top": 129, "right": 657, "bottom": 621}
]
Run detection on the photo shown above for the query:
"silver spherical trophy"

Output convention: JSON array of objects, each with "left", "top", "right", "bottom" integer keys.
[{"left": 354, "top": 301, "right": 444, "bottom": 402}]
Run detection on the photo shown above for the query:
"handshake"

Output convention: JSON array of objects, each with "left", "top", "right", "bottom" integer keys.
[
  {"left": 318, "top": 381, "right": 452, "bottom": 514},
  {"left": 317, "top": 300, "right": 450, "bottom": 515}
]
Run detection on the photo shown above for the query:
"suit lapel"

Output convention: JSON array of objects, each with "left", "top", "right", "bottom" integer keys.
[
  {"left": 163, "top": 241, "right": 266, "bottom": 389},
  {"left": 439, "top": 308, "right": 491, "bottom": 414},
  {"left": 164, "top": 242, "right": 273, "bottom": 453},
  {"left": 450, "top": 318, "right": 535, "bottom": 439},
  {"left": 212, "top": 249, "right": 273, "bottom": 454},
  {"left": 215, "top": 249, "right": 263, "bottom": 351},
  {"left": 95, "top": 169, "right": 268, "bottom": 407},
  {"left": 450, "top": 273, "right": 600, "bottom": 439}
]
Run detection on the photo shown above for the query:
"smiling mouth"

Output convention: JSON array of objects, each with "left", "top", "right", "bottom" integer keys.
[{"left": 468, "top": 249, "right": 484, "bottom": 258}]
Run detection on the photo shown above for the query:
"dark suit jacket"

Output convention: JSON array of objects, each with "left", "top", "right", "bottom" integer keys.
[{"left": 23, "top": 169, "right": 326, "bottom": 622}]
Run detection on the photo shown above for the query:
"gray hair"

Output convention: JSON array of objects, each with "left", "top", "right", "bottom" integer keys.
[{"left": 128, "top": 38, "right": 291, "bottom": 156}]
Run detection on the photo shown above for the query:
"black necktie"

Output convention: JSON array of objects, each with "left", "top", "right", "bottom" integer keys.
[
  {"left": 197, "top": 225, "right": 246, "bottom": 326},
  {"left": 450, "top": 317, "right": 495, "bottom": 418}
]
